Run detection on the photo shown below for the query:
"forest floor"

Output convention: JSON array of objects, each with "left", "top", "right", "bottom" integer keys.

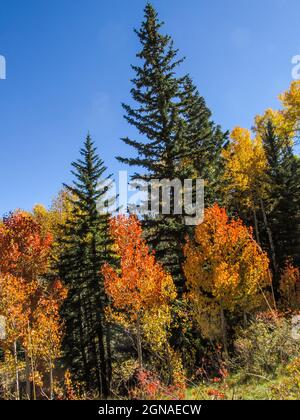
[{"left": 186, "top": 372, "right": 290, "bottom": 400}]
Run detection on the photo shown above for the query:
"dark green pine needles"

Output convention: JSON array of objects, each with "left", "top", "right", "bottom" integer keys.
[
  {"left": 118, "top": 3, "right": 226, "bottom": 291},
  {"left": 262, "top": 121, "right": 300, "bottom": 277},
  {"left": 59, "top": 134, "right": 115, "bottom": 396}
]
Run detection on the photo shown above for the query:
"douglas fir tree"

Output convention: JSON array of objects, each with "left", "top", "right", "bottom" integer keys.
[
  {"left": 118, "top": 3, "right": 226, "bottom": 291},
  {"left": 261, "top": 121, "right": 300, "bottom": 276},
  {"left": 59, "top": 135, "right": 115, "bottom": 396}
]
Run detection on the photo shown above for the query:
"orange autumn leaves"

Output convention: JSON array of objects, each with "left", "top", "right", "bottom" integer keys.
[
  {"left": 0, "top": 207, "right": 272, "bottom": 391},
  {"left": 0, "top": 211, "right": 54, "bottom": 353},
  {"left": 0, "top": 274, "right": 35, "bottom": 345},
  {"left": 103, "top": 210, "right": 271, "bottom": 351},
  {"left": 183, "top": 204, "right": 270, "bottom": 340},
  {"left": 0, "top": 211, "right": 66, "bottom": 396},
  {"left": 102, "top": 215, "right": 176, "bottom": 353},
  {"left": 103, "top": 215, "right": 176, "bottom": 315},
  {"left": 0, "top": 210, "right": 53, "bottom": 279},
  {"left": 279, "top": 260, "right": 300, "bottom": 311}
]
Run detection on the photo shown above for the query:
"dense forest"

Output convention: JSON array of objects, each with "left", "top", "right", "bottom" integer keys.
[{"left": 1, "top": 4, "right": 300, "bottom": 400}]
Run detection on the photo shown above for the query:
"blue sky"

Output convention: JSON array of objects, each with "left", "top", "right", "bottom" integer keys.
[{"left": 0, "top": 0, "right": 299, "bottom": 215}]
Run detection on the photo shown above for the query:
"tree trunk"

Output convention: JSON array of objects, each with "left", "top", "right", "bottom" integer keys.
[
  {"left": 28, "top": 323, "right": 36, "bottom": 400},
  {"left": 49, "top": 357, "right": 53, "bottom": 400},
  {"left": 78, "top": 297, "right": 91, "bottom": 386},
  {"left": 243, "top": 311, "right": 247, "bottom": 328},
  {"left": 97, "top": 328, "right": 108, "bottom": 398},
  {"left": 13, "top": 340, "right": 20, "bottom": 400},
  {"left": 92, "top": 333, "right": 102, "bottom": 395},
  {"left": 103, "top": 224, "right": 113, "bottom": 392},
  {"left": 220, "top": 307, "right": 228, "bottom": 357},
  {"left": 106, "top": 323, "right": 112, "bottom": 392},
  {"left": 165, "top": 342, "right": 174, "bottom": 385},
  {"left": 252, "top": 208, "right": 261, "bottom": 245},
  {"left": 91, "top": 237, "right": 109, "bottom": 398},
  {"left": 25, "top": 351, "right": 31, "bottom": 399},
  {"left": 136, "top": 315, "right": 143, "bottom": 369},
  {"left": 260, "top": 199, "right": 277, "bottom": 274}
]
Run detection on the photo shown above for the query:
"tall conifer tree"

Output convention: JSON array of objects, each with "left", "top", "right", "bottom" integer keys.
[
  {"left": 262, "top": 122, "right": 300, "bottom": 273},
  {"left": 118, "top": 3, "right": 225, "bottom": 290},
  {"left": 59, "top": 134, "right": 114, "bottom": 396}
]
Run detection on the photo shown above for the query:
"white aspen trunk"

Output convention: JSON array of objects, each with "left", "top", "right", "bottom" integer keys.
[
  {"left": 13, "top": 340, "right": 20, "bottom": 400},
  {"left": 136, "top": 315, "right": 143, "bottom": 369}
]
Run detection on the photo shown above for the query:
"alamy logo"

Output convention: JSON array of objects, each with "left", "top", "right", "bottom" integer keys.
[
  {"left": 0, "top": 55, "right": 6, "bottom": 79},
  {"left": 0, "top": 315, "right": 6, "bottom": 340},
  {"left": 97, "top": 171, "right": 204, "bottom": 226},
  {"left": 291, "top": 55, "right": 300, "bottom": 80},
  {"left": 291, "top": 314, "right": 300, "bottom": 340}
]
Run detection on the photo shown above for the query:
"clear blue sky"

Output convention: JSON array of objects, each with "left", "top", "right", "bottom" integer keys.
[{"left": 0, "top": 0, "right": 299, "bottom": 215}]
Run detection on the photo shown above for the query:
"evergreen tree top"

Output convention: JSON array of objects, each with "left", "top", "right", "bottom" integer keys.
[
  {"left": 63, "top": 133, "right": 112, "bottom": 217},
  {"left": 134, "top": 3, "right": 184, "bottom": 72}
]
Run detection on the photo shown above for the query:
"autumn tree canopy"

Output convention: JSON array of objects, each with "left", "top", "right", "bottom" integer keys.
[
  {"left": 103, "top": 215, "right": 176, "bottom": 368},
  {"left": 0, "top": 211, "right": 66, "bottom": 400},
  {"left": 184, "top": 204, "right": 270, "bottom": 353}
]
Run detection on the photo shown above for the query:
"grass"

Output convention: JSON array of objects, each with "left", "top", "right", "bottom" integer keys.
[{"left": 186, "top": 372, "right": 291, "bottom": 400}]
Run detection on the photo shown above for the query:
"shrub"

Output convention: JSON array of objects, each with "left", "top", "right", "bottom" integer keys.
[
  {"left": 233, "top": 313, "right": 300, "bottom": 378},
  {"left": 270, "top": 357, "right": 300, "bottom": 400}
]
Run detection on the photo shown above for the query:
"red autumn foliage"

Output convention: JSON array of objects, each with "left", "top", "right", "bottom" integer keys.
[{"left": 0, "top": 211, "right": 53, "bottom": 280}]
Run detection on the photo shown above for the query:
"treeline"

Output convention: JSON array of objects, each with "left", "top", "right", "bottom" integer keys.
[{"left": 0, "top": 3, "right": 300, "bottom": 400}]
